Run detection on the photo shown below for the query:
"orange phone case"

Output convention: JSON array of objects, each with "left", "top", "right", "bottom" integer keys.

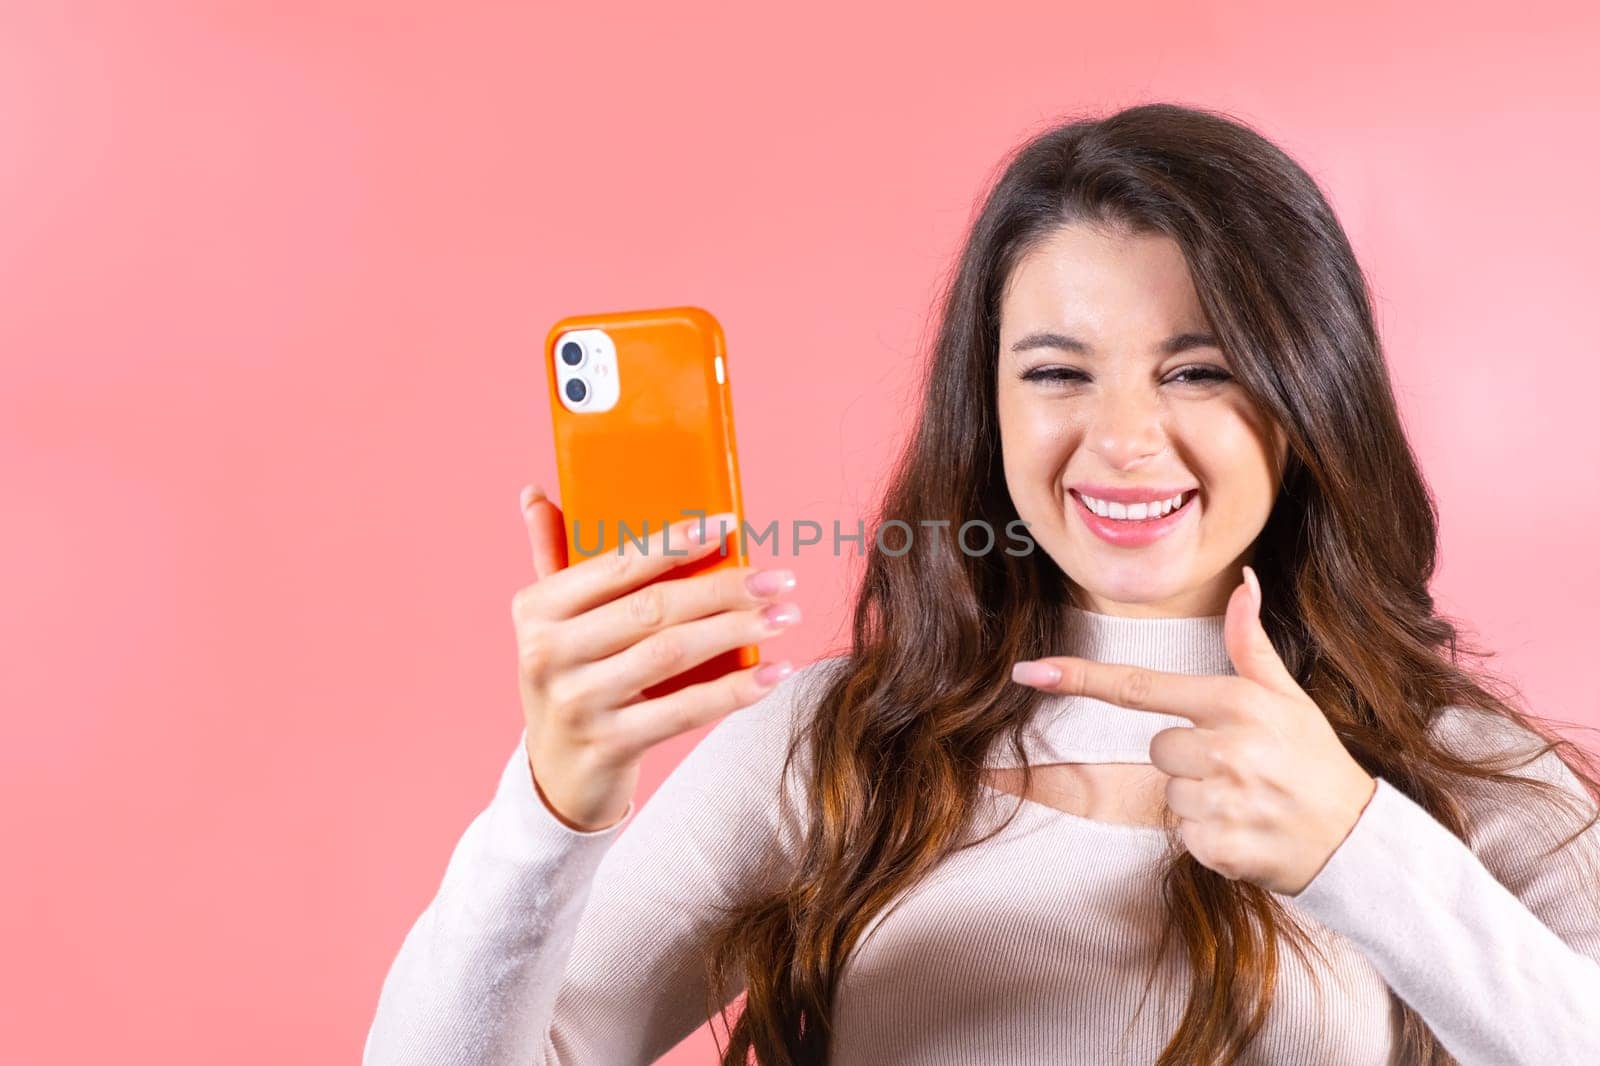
[{"left": 544, "top": 306, "right": 758, "bottom": 700}]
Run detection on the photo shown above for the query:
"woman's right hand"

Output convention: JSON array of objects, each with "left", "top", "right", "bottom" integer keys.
[{"left": 512, "top": 486, "right": 800, "bottom": 832}]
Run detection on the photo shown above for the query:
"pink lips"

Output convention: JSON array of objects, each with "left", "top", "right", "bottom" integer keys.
[{"left": 1071, "top": 489, "right": 1197, "bottom": 547}]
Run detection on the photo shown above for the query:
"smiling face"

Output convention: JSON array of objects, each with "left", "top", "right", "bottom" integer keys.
[{"left": 996, "top": 222, "right": 1290, "bottom": 618}]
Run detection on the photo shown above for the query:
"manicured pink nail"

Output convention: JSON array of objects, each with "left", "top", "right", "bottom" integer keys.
[
  {"left": 754, "top": 660, "right": 794, "bottom": 688},
  {"left": 762, "top": 602, "right": 801, "bottom": 628},
  {"left": 746, "top": 568, "right": 796, "bottom": 597},
  {"left": 687, "top": 512, "right": 738, "bottom": 545},
  {"left": 1011, "top": 661, "right": 1062, "bottom": 687}
]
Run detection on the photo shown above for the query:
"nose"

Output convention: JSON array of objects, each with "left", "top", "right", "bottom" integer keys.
[{"left": 1084, "top": 386, "right": 1168, "bottom": 471}]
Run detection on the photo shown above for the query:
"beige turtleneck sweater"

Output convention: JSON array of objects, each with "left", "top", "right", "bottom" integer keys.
[{"left": 363, "top": 608, "right": 1600, "bottom": 1065}]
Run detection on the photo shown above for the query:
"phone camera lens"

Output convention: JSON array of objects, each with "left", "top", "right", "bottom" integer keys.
[
  {"left": 565, "top": 378, "right": 589, "bottom": 403},
  {"left": 560, "top": 341, "right": 585, "bottom": 367}
]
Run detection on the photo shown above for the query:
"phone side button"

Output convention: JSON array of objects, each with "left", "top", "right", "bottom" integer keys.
[{"left": 714, "top": 355, "right": 726, "bottom": 384}]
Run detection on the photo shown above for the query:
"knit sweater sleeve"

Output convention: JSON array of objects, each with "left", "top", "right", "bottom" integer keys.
[
  {"left": 1279, "top": 705, "right": 1600, "bottom": 1066},
  {"left": 362, "top": 659, "right": 836, "bottom": 1066}
]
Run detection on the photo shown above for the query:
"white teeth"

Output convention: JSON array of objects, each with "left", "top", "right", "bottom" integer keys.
[{"left": 1080, "top": 491, "right": 1190, "bottom": 520}]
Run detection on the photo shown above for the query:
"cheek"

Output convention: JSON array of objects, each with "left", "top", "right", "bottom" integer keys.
[
  {"left": 1177, "top": 405, "right": 1281, "bottom": 503},
  {"left": 997, "top": 391, "right": 1074, "bottom": 486}
]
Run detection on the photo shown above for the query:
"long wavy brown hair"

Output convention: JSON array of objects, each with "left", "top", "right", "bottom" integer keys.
[{"left": 697, "top": 102, "right": 1600, "bottom": 1065}]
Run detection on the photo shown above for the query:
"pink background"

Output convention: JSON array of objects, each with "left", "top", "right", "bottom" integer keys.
[{"left": 4, "top": 2, "right": 1597, "bottom": 1062}]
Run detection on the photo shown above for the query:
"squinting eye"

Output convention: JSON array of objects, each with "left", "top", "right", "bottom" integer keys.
[
  {"left": 1170, "top": 365, "right": 1233, "bottom": 385},
  {"left": 1019, "top": 366, "right": 1087, "bottom": 384}
]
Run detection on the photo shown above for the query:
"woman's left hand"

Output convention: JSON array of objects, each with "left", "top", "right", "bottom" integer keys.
[{"left": 1010, "top": 566, "right": 1377, "bottom": 896}]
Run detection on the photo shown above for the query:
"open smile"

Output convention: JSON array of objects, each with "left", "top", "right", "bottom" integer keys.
[{"left": 1070, "top": 488, "right": 1198, "bottom": 547}]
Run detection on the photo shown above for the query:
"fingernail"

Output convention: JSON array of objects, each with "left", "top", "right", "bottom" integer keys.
[
  {"left": 1011, "top": 661, "right": 1061, "bottom": 687},
  {"left": 746, "top": 568, "right": 796, "bottom": 597},
  {"left": 519, "top": 485, "right": 539, "bottom": 511},
  {"left": 762, "top": 602, "right": 801, "bottom": 629},
  {"left": 687, "top": 512, "right": 738, "bottom": 545},
  {"left": 754, "top": 660, "right": 793, "bottom": 688},
  {"left": 1243, "top": 565, "right": 1262, "bottom": 616}
]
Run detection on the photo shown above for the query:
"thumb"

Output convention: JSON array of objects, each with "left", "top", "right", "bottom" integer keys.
[
  {"left": 1224, "top": 565, "right": 1299, "bottom": 696},
  {"left": 519, "top": 484, "right": 568, "bottom": 580}
]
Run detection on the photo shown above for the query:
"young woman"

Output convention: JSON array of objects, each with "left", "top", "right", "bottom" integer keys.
[{"left": 365, "top": 104, "right": 1600, "bottom": 1065}]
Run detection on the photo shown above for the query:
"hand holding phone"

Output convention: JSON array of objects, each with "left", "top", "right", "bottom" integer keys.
[{"left": 512, "top": 494, "right": 799, "bottom": 832}]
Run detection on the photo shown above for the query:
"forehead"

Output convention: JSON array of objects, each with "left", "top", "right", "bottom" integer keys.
[{"left": 999, "top": 224, "right": 1208, "bottom": 334}]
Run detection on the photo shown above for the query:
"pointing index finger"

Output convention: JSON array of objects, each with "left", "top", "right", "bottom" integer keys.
[{"left": 1011, "top": 657, "right": 1243, "bottom": 728}]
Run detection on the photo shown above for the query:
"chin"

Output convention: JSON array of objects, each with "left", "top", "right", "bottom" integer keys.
[
  {"left": 1078, "top": 583, "right": 1179, "bottom": 608},
  {"left": 1065, "top": 558, "right": 1197, "bottom": 601}
]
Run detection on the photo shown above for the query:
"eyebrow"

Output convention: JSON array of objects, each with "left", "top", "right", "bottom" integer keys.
[{"left": 1007, "top": 330, "right": 1221, "bottom": 356}]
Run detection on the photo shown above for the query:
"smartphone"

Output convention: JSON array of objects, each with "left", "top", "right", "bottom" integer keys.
[{"left": 544, "top": 305, "right": 758, "bottom": 700}]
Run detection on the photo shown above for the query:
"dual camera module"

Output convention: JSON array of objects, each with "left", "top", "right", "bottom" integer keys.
[
  {"left": 559, "top": 341, "right": 588, "bottom": 403},
  {"left": 552, "top": 329, "right": 620, "bottom": 412}
]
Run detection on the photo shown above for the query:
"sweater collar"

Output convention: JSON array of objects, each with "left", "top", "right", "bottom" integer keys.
[{"left": 987, "top": 605, "right": 1236, "bottom": 767}]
